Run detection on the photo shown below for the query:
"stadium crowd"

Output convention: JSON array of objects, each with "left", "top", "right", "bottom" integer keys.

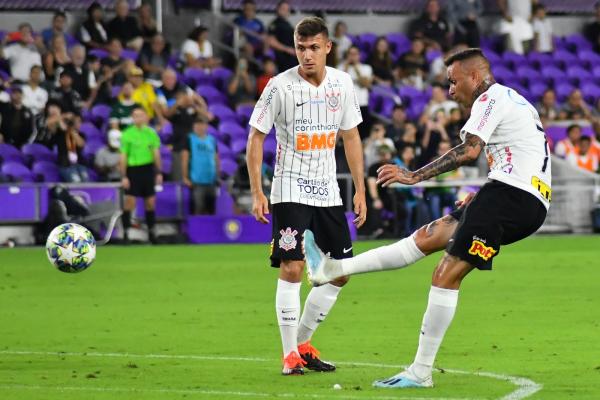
[{"left": 0, "top": 0, "right": 600, "bottom": 237}]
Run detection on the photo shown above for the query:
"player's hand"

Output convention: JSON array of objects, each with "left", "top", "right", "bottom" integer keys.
[
  {"left": 251, "top": 192, "right": 270, "bottom": 224},
  {"left": 376, "top": 164, "right": 420, "bottom": 187},
  {"left": 455, "top": 192, "right": 476, "bottom": 208},
  {"left": 353, "top": 191, "right": 367, "bottom": 228},
  {"left": 121, "top": 177, "right": 130, "bottom": 190}
]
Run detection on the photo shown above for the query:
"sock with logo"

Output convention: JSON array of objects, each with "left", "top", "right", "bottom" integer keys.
[
  {"left": 276, "top": 279, "right": 301, "bottom": 356},
  {"left": 297, "top": 283, "right": 342, "bottom": 344},
  {"left": 336, "top": 235, "right": 425, "bottom": 277},
  {"left": 410, "top": 286, "right": 459, "bottom": 379}
]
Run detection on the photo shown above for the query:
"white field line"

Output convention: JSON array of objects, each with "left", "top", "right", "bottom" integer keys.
[{"left": 0, "top": 350, "right": 542, "bottom": 400}]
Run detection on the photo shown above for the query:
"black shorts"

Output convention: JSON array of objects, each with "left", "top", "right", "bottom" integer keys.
[
  {"left": 446, "top": 180, "right": 547, "bottom": 270},
  {"left": 270, "top": 203, "right": 353, "bottom": 268},
  {"left": 126, "top": 164, "right": 156, "bottom": 198}
]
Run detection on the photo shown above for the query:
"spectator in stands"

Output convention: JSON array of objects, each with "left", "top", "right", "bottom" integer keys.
[
  {"left": 22, "top": 65, "right": 48, "bottom": 116},
  {"left": 95, "top": 129, "right": 122, "bottom": 182},
  {"left": 128, "top": 66, "right": 160, "bottom": 120},
  {"left": 366, "top": 144, "right": 398, "bottom": 238},
  {"left": 119, "top": 106, "right": 162, "bottom": 244},
  {"left": 591, "top": 119, "right": 600, "bottom": 154},
  {"left": 228, "top": 57, "right": 256, "bottom": 107},
  {"left": 34, "top": 101, "right": 64, "bottom": 148},
  {"left": 256, "top": 58, "right": 276, "bottom": 97},
  {"left": 363, "top": 122, "right": 395, "bottom": 170},
  {"left": 0, "top": 87, "right": 34, "bottom": 148},
  {"left": 63, "top": 45, "right": 96, "bottom": 104},
  {"left": 338, "top": 45, "right": 373, "bottom": 138},
  {"left": 42, "top": 34, "right": 71, "bottom": 85},
  {"left": 110, "top": 82, "right": 137, "bottom": 130},
  {"left": 584, "top": 3, "right": 600, "bottom": 54},
  {"left": 138, "top": 33, "right": 170, "bottom": 83},
  {"left": 79, "top": 2, "right": 108, "bottom": 50},
  {"left": 0, "top": 23, "right": 44, "bottom": 83},
  {"left": 555, "top": 124, "right": 581, "bottom": 158},
  {"left": 157, "top": 68, "right": 213, "bottom": 122},
  {"left": 422, "top": 82, "right": 458, "bottom": 119},
  {"left": 420, "top": 109, "right": 450, "bottom": 164},
  {"left": 107, "top": 0, "right": 143, "bottom": 51},
  {"left": 42, "top": 11, "right": 70, "bottom": 48},
  {"left": 386, "top": 104, "right": 407, "bottom": 141},
  {"left": 182, "top": 116, "right": 220, "bottom": 215},
  {"left": 326, "top": 41, "right": 339, "bottom": 68},
  {"left": 409, "top": 0, "right": 451, "bottom": 50},
  {"left": 497, "top": 0, "right": 534, "bottom": 54},
  {"left": 90, "top": 56, "right": 114, "bottom": 106},
  {"left": 368, "top": 37, "right": 393, "bottom": 86},
  {"left": 332, "top": 21, "right": 353, "bottom": 62},
  {"left": 425, "top": 140, "right": 463, "bottom": 220},
  {"left": 56, "top": 113, "right": 88, "bottom": 183},
  {"left": 445, "top": 0, "right": 482, "bottom": 47},
  {"left": 267, "top": 1, "right": 297, "bottom": 72},
  {"left": 445, "top": 107, "right": 464, "bottom": 145},
  {"left": 532, "top": 3, "right": 553, "bottom": 53},
  {"left": 559, "top": 89, "right": 591, "bottom": 120},
  {"left": 395, "top": 144, "right": 421, "bottom": 236},
  {"left": 394, "top": 38, "right": 428, "bottom": 89},
  {"left": 536, "top": 88, "right": 560, "bottom": 123},
  {"left": 180, "top": 26, "right": 218, "bottom": 70},
  {"left": 233, "top": 0, "right": 265, "bottom": 55},
  {"left": 567, "top": 136, "right": 599, "bottom": 173},
  {"left": 137, "top": 3, "right": 158, "bottom": 44},
  {"left": 49, "top": 71, "right": 83, "bottom": 114},
  {"left": 101, "top": 38, "right": 129, "bottom": 85}
]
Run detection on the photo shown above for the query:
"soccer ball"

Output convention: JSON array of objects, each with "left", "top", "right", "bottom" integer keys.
[{"left": 46, "top": 223, "right": 96, "bottom": 273}]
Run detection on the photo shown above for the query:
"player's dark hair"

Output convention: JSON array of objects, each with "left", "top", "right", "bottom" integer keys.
[
  {"left": 444, "top": 48, "right": 489, "bottom": 67},
  {"left": 295, "top": 17, "right": 329, "bottom": 39},
  {"left": 53, "top": 10, "right": 67, "bottom": 20},
  {"left": 567, "top": 124, "right": 581, "bottom": 134},
  {"left": 188, "top": 26, "right": 208, "bottom": 41}
]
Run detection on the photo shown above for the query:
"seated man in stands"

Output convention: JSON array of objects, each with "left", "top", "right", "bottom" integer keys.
[
  {"left": 110, "top": 81, "right": 138, "bottom": 132},
  {"left": 0, "top": 87, "right": 35, "bottom": 148},
  {"left": 554, "top": 124, "right": 581, "bottom": 158},
  {"left": 559, "top": 89, "right": 591, "bottom": 120},
  {"left": 106, "top": 0, "right": 143, "bottom": 51},
  {"left": 95, "top": 129, "right": 122, "bottom": 182},
  {"left": 49, "top": 71, "right": 83, "bottom": 115},
  {"left": 22, "top": 65, "right": 48, "bottom": 116},
  {"left": 0, "top": 23, "right": 44, "bottom": 83},
  {"left": 566, "top": 136, "right": 599, "bottom": 173},
  {"left": 56, "top": 114, "right": 88, "bottom": 183}
]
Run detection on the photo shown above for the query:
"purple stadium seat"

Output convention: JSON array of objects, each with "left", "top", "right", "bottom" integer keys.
[
  {"left": 219, "top": 121, "right": 247, "bottom": 140},
  {"left": 566, "top": 66, "right": 593, "bottom": 86},
  {"left": 263, "top": 139, "right": 277, "bottom": 161},
  {"left": 1, "top": 162, "right": 34, "bottom": 182},
  {"left": 82, "top": 139, "right": 105, "bottom": 162},
  {"left": 577, "top": 50, "right": 600, "bottom": 69},
  {"left": 111, "top": 85, "right": 122, "bottom": 98},
  {"left": 160, "top": 151, "right": 172, "bottom": 175},
  {"left": 218, "top": 143, "right": 233, "bottom": 160},
  {"left": 527, "top": 51, "right": 553, "bottom": 69},
  {"left": 564, "top": 34, "right": 593, "bottom": 52},
  {"left": 502, "top": 51, "right": 527, "bottom": 68},
  {"left": 89, "top": 48, "right": 108, "bottom": 59},
  {"left": 210, "top": 104, "right": 238, "bottom": 122},
  {"left": 159, "top": 122, "right": 173, "bottom": 143},
  {"left": 545, "top": 125, "right": 567, "bottom": 144},
  {"left": 121, "top": 49, "right": 138, "bottom": 61},
  {"left": 184, "top": 68, "right": 211, "bottom": 87},
  {"left": 197, "top": 84, "right": 227, "bottom": 105},
  {"left": 552, "top": 49, "right": 580, "bottom": 68},
  {"left": 220, "top": 158, "right": 238, "bottom": 178},
  {"left": 397, "top": 85, "right": 422, "bottom": 102},
  {"left": 91, "top": 104, "right": 112, "bottom": 125},
  {"left": 482, "top": 49, "right": 502, "bottom": 65},
  {"left": 32, "top": 160, "right": 60, "bottom": 182},
  {"left": 554, "top": 82, "right": 576, "bottom": 103},
  {"left": 515, "top": 66, "right": 539, "bottom": 86},
  {"left": 211, "top": 67, "right": 234, "bottom": 91},
  {"left": 580, "top": 83, "right": 600, "bottom": 105},
  {"left": 22, "top": 143, "right": 56, "bottom": 164},
  {"left": 230, "top": 138, "right": 247, "bottom": 155},
  {"left": 529, "top": 82, "right": 548, "bottom": 102},
  {"left": 206, "top": 124, "right": 218, "bottom": 136},
  {"left": 236, "top": 104, "right": 255, "bottom": 125},
  {"left": 0, "top": 143, "right": 25, "bottom": 164},
  {"left": 79, "top": 122, "right": 103, "bottom": 141},
  {"left": 386, "top": 32, "right": 411, "bottom": 57},
  {"left": 540, "top": 66, "right": 567, "bottom": 85},
  {"left": 491, "top": 65, "right": 516, "bottom": 84}
]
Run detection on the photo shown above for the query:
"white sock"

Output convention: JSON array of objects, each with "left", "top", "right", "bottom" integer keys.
[
  {"left": 340, "top": 235, "right": 425, "bottom": 277},
  {"left": 275, "top": 279, "right": 301, "bottom": 356},
  {"left": 297, "top": 283, "right": 342, "bottom": 344},
  {"left": 411, "top": 286, "right": 459, "bottom": 378}
]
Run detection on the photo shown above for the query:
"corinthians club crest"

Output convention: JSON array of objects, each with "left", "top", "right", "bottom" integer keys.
[
  {"left": 279, "top": 227, "right": 298, "bottom": 251},
  {"left": 326, "top": 92, "right": 341, "bottom": 112}
]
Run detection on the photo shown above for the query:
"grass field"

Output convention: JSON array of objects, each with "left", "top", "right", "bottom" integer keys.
[{"left": 1, "top": 235, "right": 599, "bottom": 400}]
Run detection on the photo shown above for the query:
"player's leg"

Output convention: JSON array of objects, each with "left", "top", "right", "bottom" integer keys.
[
  {"left": 304, "top": 213, "right": 459, "bottom": 285},
  {"left": 297, "top": 206, "right": 351, "bottom": 372},
  {"left": 143, "top": 195, "right": 157, "bottom": 243}
]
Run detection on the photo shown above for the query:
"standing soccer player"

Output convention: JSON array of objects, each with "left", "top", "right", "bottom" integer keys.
[
  {"left": 304, "top": 48, "right": 551, "bottom": 387},
  {"left": 247, "top": 17, "right": 366, "bottom": 375}
]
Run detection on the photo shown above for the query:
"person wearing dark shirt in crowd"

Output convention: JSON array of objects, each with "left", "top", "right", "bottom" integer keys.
[
  {"left": 386, "top": 104, "right": 407, "bottom": 142},
  {"left": 420, "top": 109, "right": 450, "bottom": 165},
  {"left": 365, "top": 144, "right": 398, "bottom": 238},
  {"left": 585, "top": 3, "right": 600, "bottom": 54},
  {"left": 157, "top": 68, "right": 213, "bottom": 123},
  {"left": 137, "top": 3, "right": 158, "bottom": 44},
  {"left": 409, "top": 0, "right": 451, "bottom": 50},
  {"left": 445, "top": 107, "right": 464, "bottom": 146},
  {"left": 256, "top": 58, "right": 276, "bottom": 97},
  {"left": 182, "top": 116, "right": 220, "bottom": 215},
  {"left": 536, "top": 88, "right": 560, "bottom": 123},
  {"left": 368, "top": 36, "right": 394, "bottom": 86},
  {"left": 63, "top": 45, "right": 96, "bottom": 104},
  {"left": 43, "top": 34, "right": 71, "bottom": 85},
  {"left": 49, "top": 71, "right": 83, "bottom": 114},
  {"left": 0, "top": 87, "right": 34, "bottom": 148},
  {"left": 34, "top": 101, "right": 64, "bottom": 148},
  {"left": 89, "top": 56, "right": 114, "bottom": 106},
  {"left": 228, "top": 57, "right": 256, "bottom": 107},
  {"left": 95, "top": 129, "right": 122, "bottom": 182},
  {"left": 445, "top": 0, "right": 482, "bottom": 47},
  {"left": 138, "top": 33, "right": 170, "bottom": 83},
  {"left": 110, "top": 82, "right": 137, "bottom": 131},
  {"left": 268, "top": 1, "right": 296, "bottom": 72},
  {"left": 79, "top": 2, "right": 108, "bottom": 50},
  {"left": 42, "top": 11, "right": 72, "bottom": 48},
  {"left": 56, "top": 113, "right": 88, "bottom": 183},
  {"left": 394, "top": 38, "right": 428, "bottom": 89},
  {"left": 233, "top": 0, "right": 265, "bottom": 55},
  {"left": 559, "top": 89, "right": 592, "bottom": 120},
  {"left": 107, "top": 0, "right": 143, "bottom": 51},
  {"left": 101, "top": 38, "right": 129, "bottom": 85}
]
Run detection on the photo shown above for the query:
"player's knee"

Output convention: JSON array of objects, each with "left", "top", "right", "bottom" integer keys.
[
  {"left": 330, "top": 275, "right": 349, "bottom": 287},
  {"left": 279, "top": 260, "right": 304, "bottom": 282},
  {"left": 413, "top": 225, "right": 435, "bottom": 255},
  {"left": 431, "top": 254, "right": 472, "bottom": 290}
]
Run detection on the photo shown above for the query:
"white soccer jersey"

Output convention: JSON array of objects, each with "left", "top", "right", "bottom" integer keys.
[
  {"left": 249, "top": 66, "right": 362, "bottom": 207},
  {"left": 461, "top": 83, "right": 551, "bottom": 209}
]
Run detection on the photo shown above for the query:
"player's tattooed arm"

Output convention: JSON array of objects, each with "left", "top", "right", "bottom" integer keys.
[{"left": 376, "top": 133, "right": 484, "bottom": 186}]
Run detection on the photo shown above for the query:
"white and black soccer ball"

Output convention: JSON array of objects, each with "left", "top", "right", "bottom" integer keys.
[{"left": 46, "top": 223, "right": 96, "bottom": 273}]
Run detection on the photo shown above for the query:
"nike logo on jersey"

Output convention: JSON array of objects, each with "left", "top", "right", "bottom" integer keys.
[
  {"left": 343, "top": 247, "right": 352, "bottom": 254},
  {"left": 296, "top": 100, "right": 309, "bottom": 107}
]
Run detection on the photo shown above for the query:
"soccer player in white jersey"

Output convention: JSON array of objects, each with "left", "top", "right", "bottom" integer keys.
[
  {"left": 247, "top": 17, "right": 367, "bottom": 375},
  {"left": 304, "top": 48, "right": 551, "bottom": 388}
]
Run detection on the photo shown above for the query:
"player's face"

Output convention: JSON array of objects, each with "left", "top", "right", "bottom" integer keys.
[
  {"left": 447, "top": 62, "right": 477, "bottom": 107},
  {"left": 295, "top": 33, "right": 331, "bottom": 77}
]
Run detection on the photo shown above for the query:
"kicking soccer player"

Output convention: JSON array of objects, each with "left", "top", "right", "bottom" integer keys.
[
  {"left": 304, "top": 48, "right": 551, "bottom": 388},
  {"left": 247, "top": 17, "right": 366, "bottom": 375}
]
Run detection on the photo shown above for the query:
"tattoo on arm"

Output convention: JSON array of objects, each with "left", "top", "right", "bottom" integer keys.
[{"left": 414, "top": 133, "right": 485, "bottom": 182}]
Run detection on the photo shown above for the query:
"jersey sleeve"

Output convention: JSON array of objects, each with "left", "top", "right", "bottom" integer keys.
[
  {"left": 249, "top": 78, "right": 280, "bottom": 134},
  {"left": 461, "top": 90, "right": 506, "bottom": 143},
  {"left": 339, "top": 75, "right": 363, "bottom": 131}
]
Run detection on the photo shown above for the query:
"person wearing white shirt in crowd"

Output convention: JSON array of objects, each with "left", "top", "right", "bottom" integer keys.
[
  {"left": 22, "top": 65, "right": 48, "bottom": 116},
  {"left": 332, "top": 21, "right": 353, "bottom": 62},
  {"left": 338, "top": 45, "right": 373, "bottom": 138},
  {"left": 532, "top": 3, "right": 553, "bottom": 53},
  {"left": 181, "top": 26, "right": 217, "bottom": 70},
  {"left": 0, "top": 23, "right": 44, "bottom": 83},
  {"left": 423, "top": 82, "right": 459, "bottom": 120},
  {"left": 497, "top": 0, "right": 534, "bottom": 54}
]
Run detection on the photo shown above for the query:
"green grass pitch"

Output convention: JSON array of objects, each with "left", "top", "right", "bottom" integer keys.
[{"left": 1, "top": 235, "right": 599, "bottom": 399}]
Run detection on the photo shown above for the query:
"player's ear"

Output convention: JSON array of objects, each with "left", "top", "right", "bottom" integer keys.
[{"left": 325, "top": 39, "right": 332, "bottom": 55}]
